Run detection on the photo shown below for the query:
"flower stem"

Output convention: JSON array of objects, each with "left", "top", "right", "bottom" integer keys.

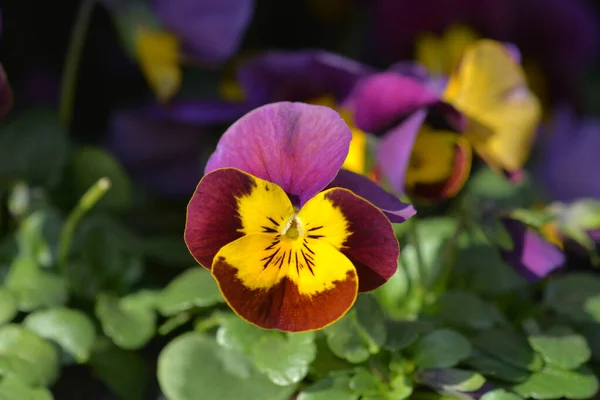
[
  {"left": 58, "top": 177, "right": 111, "bottom": 272},
  {"left": 409, "top": 217, "right": 425, "bottom": 288},
  {"left": 59, "top": 0, "right": 96, "bottom": 129}
]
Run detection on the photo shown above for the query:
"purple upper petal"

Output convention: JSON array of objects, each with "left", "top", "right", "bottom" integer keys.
[
  {"left": 205, "top": 102, "right": 352, "bottom": 205},
  {"left": 107, "top": 107, "right": 208, "bottom": 197},
  {"left": 237, "top": 50, "right": 375, "bottom": 105},
  {"left": 501, "top": 218, "right": 565, "bottom": 282},
  {"left": 345, "top": 72, "right": 440, "bottom": 133},
  {"left": 327, "top": 169, "right": 416, "bottom": 223},
  {"left": 376, "top": 110, "right": 428, "bottom": 194},
  {"left": 153, "top": 0, "right": 254, "bottom": 64},
  {"left": 536, "top": 106, "right": 600, "bottom": 202}
]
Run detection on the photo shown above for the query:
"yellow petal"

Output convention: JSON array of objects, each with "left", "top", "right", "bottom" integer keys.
[
  {"left": 134, "top": 27, "right": 182, "bottom": 102},
  {"left": 416, "top": 24, "right": 479, "bottom": 76},
  {"left": 405, "top": 126, "right": 458, "bottom": 187},
  {"left": 443, "top": 39, "right": 541, "bottom": 172},
  {"left": 342, "top": 128, "right": 367, "bottom": 175}
]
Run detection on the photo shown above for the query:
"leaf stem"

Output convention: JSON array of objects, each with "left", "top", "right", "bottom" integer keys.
[
  {"left": 58, "top": 177, "right": 111, "bottom": 272},
  {"left": 59, "top": 0, "right": 96, "bottom": 128}
]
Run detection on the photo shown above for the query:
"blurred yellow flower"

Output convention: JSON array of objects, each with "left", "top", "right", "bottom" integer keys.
[
  {"left": 443, "top": 39, "right": 541, "bottom": 172},
  {"left": 134, "top": 27, "right": 181, "bottom": 102},
  {"left": 416, "top": 25, "right": 479, "bottom": 76}
]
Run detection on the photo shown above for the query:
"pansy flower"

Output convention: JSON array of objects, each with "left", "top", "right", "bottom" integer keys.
[
  {"left": 184, "top": 102, "right": 410, "bottom": 332},
  {"left": 345, "top": 71, "right": 471, "bottom": 201},
  {"left": 443, "top": 39, "right": 541, "bottom": 175}
]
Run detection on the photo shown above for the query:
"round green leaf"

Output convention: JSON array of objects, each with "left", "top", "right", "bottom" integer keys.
[
  {"left": 215, "top": 314, "right": 266, "bottom": 354},
  {"left": 373, "top": 266, "right": 410, "bottom": 318},
  {"left": 435, "top": 291, "right": 500, "bottom": 330},
  {"left": 512, "top": 367, "right": 599, "bottom": 399},
  {"left": 68, "top": 147, "right": 133, "bottom": 212},
  {"left": 528, "top": 328, "right": 591, "bottom": 370},
  {"left": 0, "top": 376, "right": 53, "bottom": 400},
  {"left": 89, "top": 337, "right": 149, "bottom": 400},
  {"left": 298, "top": 374, "right": 359, "bottom": 400},
  {"left": 418, "top": 368, "right": 485, "bottom": 392},
  {"left": 157, "top": 268, "right": 223, "bottom": 316},
  {"left": 544, "top": 273, "right": 600, "bottom": 323},
  {"left": 473, "top": 329, "right": 543, "bottom": 372},
  {"left": 158, "top": 332, "right": 295, "bottom": 400},
  {"left": 0, "top": 324, "right": 60, "bottom": 386},
  {"left": 466, "top": 349, "right": 530, "bottom": 383},
  {"left": 383, "top": 321, "right": 420, "bottom": 351},
  {"left": 412, "top": 329, "right": 472, "bottom": 370},
  {"left": 24, "top": 307, "right": 96, "bottom": 363},
  {"left": 96, "top": 293, "right": 155, "bottom": 350},
  {"left": 0, "top": 355, "right": 40, "bottom": 386},
  {"left": 324, "top": 313, "right": 372, "bottom": 364},
  {"left": 480, "top": 389, "right": 524, "bottom": 400},
  {"left": 354, "top": 294, "right": 386, "bottom": 349},
  {"left": 5, "top": 255, "right": 68, "bottom": 311},
  {"left": 0, "top": 288, "right": 17, "bottom": 325},
  {"left": 252, "top": 331, "right": 316, "bottom": 386},
  {"left": 349, "top": 368, "right": 384, "bottom": 396}
]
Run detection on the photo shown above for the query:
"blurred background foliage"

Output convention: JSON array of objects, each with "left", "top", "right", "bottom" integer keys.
[{"left": 0, "top": 0, "right": 600, "bottom": 399}]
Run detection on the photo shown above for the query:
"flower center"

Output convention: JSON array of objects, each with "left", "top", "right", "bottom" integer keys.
[{"left": 281, "top": 214, "right": 305, "bottom": 240}]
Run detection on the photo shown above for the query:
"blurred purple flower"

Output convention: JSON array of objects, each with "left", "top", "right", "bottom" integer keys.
[
  {"left": 343, "top": 72, "right": 470, "bottom": 200},
  {"left": 536, "top": 106, "right": 600, "bottom": 203},
  {"left": 151, "top": 50, "right": 374, "bottom": 128},
  {"left": 370, "top": 0, "right": 599, "bottom": 100},
  {"left": 502, "top": 218, "right": 565, "bottom": 282},
  {"left": 106, "top": 106, "right": 212, "bottom": 197},
  {"left": 153, "top": 0, "right": 254, "bottom": 64}
]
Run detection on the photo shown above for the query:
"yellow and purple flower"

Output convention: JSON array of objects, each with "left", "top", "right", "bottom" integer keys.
[
  {"left": 184, "top": 102, "right": 413, "bottom": 332},
  {"left": 345, "top": 71, "right": 471, "bottom": 201}
]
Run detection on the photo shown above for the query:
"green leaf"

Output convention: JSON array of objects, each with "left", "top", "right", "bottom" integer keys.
[
  {"left": 215, "top": 314, "right": 266, "bottom": 354},
  {"left": 561, "top": 199, "right": 600, "bottom": 231},
  {"left": 580, "top": 324, "right": 600, "bottom": 364},
  {"left": 137, "top": 235, "right": 195, "bottom": 267},
  {"left": 298, "top": 373, "right": 359, "bottom": 400},
  {"left": 400, "top": 218, "right": 458, "bottom": 287},
  {"left": 418, "top": 368, "right": 486, "bottom": 392},
  {"left": 0, "top": 324, "right": 59, "bottom": 386},
  {"left": 435, "top": 291, "right": 500, "bottom": 330},
  {"left": 349, "top": 367, "right": 384, "bottom": 396},
  {"left": 23, "top": 307, "right": 96, "bottom": 363},
  {"left": 373, "top": 266, "right": 410, "bottom": 318},
  {"left": 0, "top": 376, "right": 53, "bottom": 400},
  {"left": 528, "top": 328, "right": 591, "bottom": 370},
  {"left": 158, "top": 313, "right": 192, "bottom": 336},
  {"left": 15, "top": 211, "right": 54, "bottom": 267},
  {"left": 0, "top": 108, "right": 67, "bottom": 187},
  {"left": 473, "top": 329, "right": 543, "bottom": 372},
  {"left": 89, "top": 337, "right": 149, "bottom": 400},
  {"left": 324, "top": 313, "right": 372, "bottom": 364},
  {"left": 389, "top": 373, "right": 414, "bottom": 400},
  {"left": 480, "top": 389, "right": 524, "bottom": 400},
  {"left": 481, "top": 217, "right": 514, "bottom": 251},
  {"left": 252, "top": 331, "right": 316, "bottom": 386},
  {"left": 67, "top": 146, "right": 133, "bottom": 212},
  {"left": 0, "top": 355, "right": 41, "bottom": 386},
  {"left": 354, "top": 294, "right": 386, "bottom": 349},
  {"left": 466, "top": 349, "right": 529, "bottom": 383},
  {"left": 308, "top": 335, "right": 352, "bottom": 379},
  {"left": 464, "top": 166, "right": 532, "bottom": 209},
  {"left": 412, "top": 329, "right": 472, "bottom": 370},
  {"left": 585, "top": 295, "right": 600, "bottom": 321},
  {"left": 157, "top": 268, "right": 223, "bottom": 316},
  {"left": 544, "top": 273, "right": 600, "bottom": 323},
  {"left": 508, "top": 209, "right": 554, "bottom": 229},
  {"left": 96, "top": 293, "right": 155, "bottom": 350},
  {"left": 383, "top": 320, "right": 421, "bottom": 351},
  {"left": 158, "top": 332, "right": 295, "bottom": 400},
  {"left": 0, "top": 288, "right": 17, "bottom": 325},
  {"left": 512, "top": 367, "right": 599, "bottom": 399},
  {"left": 5, "top": 255, "right": 68, "bottom": 311}
]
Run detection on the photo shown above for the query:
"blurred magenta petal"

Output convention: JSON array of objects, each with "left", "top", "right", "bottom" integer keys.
[
  {"left": 502, "top": 219, "right": 565, "bottom": 282},
  {"left": 154, "top": 0, "right": 254, "bottom": 64},
  {"left": 0, "top": 65, "right": 12, "bottom": 119},
  {"left": 536, "top": 106, "right": 600, "bottom": 202},
  {"left": 327, "top": 169, "right": 416, "bottom": 223},
  {"left": 107, "top": 107, "right": 207, "bottom": 197},
  {"left": 347, "top": 72, "right": 439, "bottom": 132},
  {"left": 151, "top": 100, "right": 253, "bottom": 126},
  {"left": 376, "top": 110, "right": 427, "bottom": 194},
  {"left": 205, "top": 102, "right": 351, "bottom": 205},
  {"left": 237, "top": 50, "right": 374, "bottom": 104}
]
